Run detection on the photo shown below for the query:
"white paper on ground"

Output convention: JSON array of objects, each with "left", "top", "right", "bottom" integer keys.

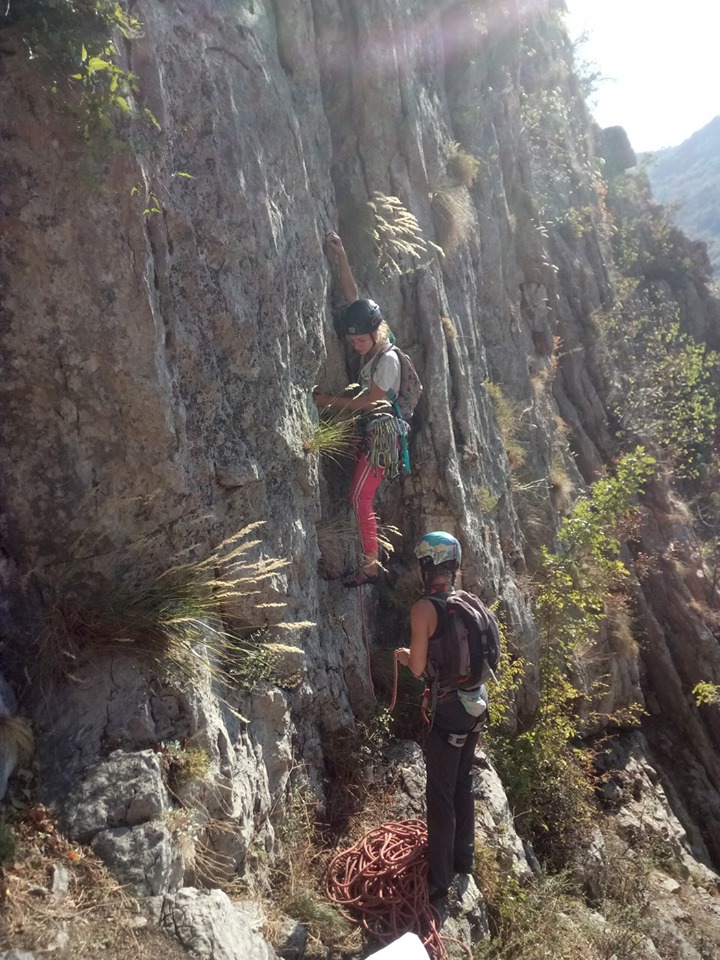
[{"left": 366, "top": 931, "right": 430, "bottom": 959}]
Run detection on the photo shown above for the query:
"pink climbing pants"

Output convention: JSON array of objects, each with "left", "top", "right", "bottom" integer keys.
[{"left": 349, "top": 451, "right": 385, "bottom": 555}]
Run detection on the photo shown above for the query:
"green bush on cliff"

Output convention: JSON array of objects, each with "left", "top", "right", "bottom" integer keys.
[
  {"left": 4, "top": 0, "right": 157, "bottom": 141},
  {"left": 607, "top": 173, "right": 693, "bottom": 282},
  {"left": 599, "top": 287, "right": 719, "bottom": 478},
  {"left": 489, "top": 449, "right": 655, "bottom": 868}
]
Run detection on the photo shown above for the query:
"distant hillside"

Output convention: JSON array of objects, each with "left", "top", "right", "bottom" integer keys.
[{"left": 648, "top": 115, "right": 720, "bottom": 276}]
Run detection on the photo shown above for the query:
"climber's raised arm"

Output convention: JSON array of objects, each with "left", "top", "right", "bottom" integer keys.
[{"left": 325, "top": 231, "right": 359, "bottom": 304}]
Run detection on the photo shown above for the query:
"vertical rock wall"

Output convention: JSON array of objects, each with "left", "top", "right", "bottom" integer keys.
[{"left": 2, "top": 0, "right": 720, "bottom": 901}]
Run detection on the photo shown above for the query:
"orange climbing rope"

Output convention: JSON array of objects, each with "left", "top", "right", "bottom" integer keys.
[
  {"left": 388, "top": 647, "right": 400, "bottom": 713},
  {"left": 326, "top": 819, "right": 471, "bottom": 960}
]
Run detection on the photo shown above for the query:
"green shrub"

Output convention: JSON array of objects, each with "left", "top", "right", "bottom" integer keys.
[
  {"left": 5, "top": 0, "right": 158, "bottom": 142},
  {"left": 489, "top": 450, "right": 655, "bottom": 869},
  {"left": 598, "top": 291, "right": 719, "bottom": 478},
  {"left": 692, "top": 681, "right": 720, "bottom": 707},
  {"left": 162, "top": 744, "right": 211, "bottom": 793},
  {"left": 475, "top": 486, "right": 500, "bottom": 514},
  {"left": 475, "top": 873, "right": 583, "bottom": 960}
]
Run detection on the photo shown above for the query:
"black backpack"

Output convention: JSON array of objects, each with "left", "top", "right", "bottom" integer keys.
[{"left": 426, "top": 590, "right": 501, "bottom": 694}]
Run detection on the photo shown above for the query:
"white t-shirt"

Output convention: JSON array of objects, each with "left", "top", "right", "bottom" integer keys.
[{"left": 359, "top": 347, "right": 401, "bottom": 396}]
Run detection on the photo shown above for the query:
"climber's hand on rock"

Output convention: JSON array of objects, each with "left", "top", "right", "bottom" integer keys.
[
  {"left": 324, "top": 231, "right": 345, "bottom": 258},
  {"left": 313, "top": 389, "right": 332, "bottom": 408},
  {"left": 395, "top": 648, "right": 411, "bottom": 667}
]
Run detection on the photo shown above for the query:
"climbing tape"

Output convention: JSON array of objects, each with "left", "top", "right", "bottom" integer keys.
[{"left": 326, "top": 819, "right": 471, "bottom": 960}]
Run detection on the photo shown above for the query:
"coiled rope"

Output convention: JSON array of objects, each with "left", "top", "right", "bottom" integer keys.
[{"left": 326, "top": 819, "right": 471, "bottom": 960}]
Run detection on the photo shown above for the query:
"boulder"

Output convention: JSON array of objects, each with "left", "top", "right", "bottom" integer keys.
[{"left": 148, "top": 888, "right": 277, "bottom": 960}]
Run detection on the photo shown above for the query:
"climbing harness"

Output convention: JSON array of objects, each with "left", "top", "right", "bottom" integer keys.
[{"left": 326, "top": 819, "right": 471, "bottom": 960}]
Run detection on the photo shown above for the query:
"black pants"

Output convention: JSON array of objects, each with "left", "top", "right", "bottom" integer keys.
[{"left": 425, "top": 695, "right": 481, "bottom": 896}]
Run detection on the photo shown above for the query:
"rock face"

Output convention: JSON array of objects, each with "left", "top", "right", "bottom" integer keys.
[
  {"left": 148, "top": 888, "right": 277, "bottom": 960},
  {"left": 2, "top": 0, "right": 720, "bottom": 956}
]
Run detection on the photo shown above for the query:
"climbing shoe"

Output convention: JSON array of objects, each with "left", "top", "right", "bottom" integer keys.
[
  {"left": 428, "top": 885, "right": 450, "bottom": 926},
  {"left": 342, "top": 568, "right": 379, "bottom": 588}
]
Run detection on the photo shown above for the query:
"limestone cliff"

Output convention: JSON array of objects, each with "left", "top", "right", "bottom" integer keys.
[{"left": 2, "top": 1, "right": 720, "bottom": 958}]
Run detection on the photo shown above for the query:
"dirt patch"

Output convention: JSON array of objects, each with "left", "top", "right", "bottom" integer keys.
[{"left": 0, "top": 804, "right": 189, "bottom": 959}]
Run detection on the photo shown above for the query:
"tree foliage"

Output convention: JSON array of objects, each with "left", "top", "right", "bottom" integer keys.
[
  {"left": 3, "top": 0, "right": 157, "bottom": 141},
  {"left": 599, "top": 285, "right": 719, "bottom": 478},
  {"left": 489, "top": 450, "right": 655, "bottom": 868}
]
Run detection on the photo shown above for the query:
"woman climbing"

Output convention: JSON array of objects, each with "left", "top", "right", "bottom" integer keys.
[{"left": 313, "top": 231, "right": 411, "bottom": 587}]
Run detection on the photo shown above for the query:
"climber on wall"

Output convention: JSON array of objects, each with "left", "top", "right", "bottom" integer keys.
[
  {"left": 395, "top": 532, "right": 500, "bottom": 907},
  {"left": 314, "top": 231, "right": 418, "bottom": 587}
]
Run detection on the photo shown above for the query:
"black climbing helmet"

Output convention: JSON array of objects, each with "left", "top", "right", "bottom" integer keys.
[{"left": 343, "top": 299, "right": 383, "bottom": 336}]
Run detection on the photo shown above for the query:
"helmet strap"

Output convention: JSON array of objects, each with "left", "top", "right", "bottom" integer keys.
[
  {"left": 428, "top": 581, "right": 454, "bottom": 595},
  {"left": 422, "top": 568, "right": 457, "bottom": 593},
  {"left": 365, "top": 338, "right": 388, "bottom": 361}
]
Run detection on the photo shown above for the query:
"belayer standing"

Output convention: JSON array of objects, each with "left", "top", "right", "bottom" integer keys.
[
  {"left": 396, "top": 532, "right": 501, "bottom": 904},
  {"left": 314, "top": 231, "right": 421, "bottom": 587}
]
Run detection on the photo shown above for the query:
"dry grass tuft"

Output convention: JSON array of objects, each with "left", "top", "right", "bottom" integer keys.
[
  {"left": 193, "top": 818, "right": 247, "bottom": 887},
  {"left": 303, "top": 410, "right": 357, "bottom": 462},
  {"left": 511, "top": 475, "right": 552, "bottom": 542},
  {"left": 549, "top": 452, "right": 575, "bottom": 514},
  {"left": 441, "top": 314, "right": 459, "bottom": 340},
  {"left": 267, "top": 786, "right": 361, "bottom": 956},
  {"left": 316, "top": 518, "right": 400, "bottom": 579},
  {"left": 32, "top": 522, "right": 311, "bottom": 696},
  {"left": 472, "top": 837, "right": 504, "bottom": 905},
  {"left": 0, "top": 716, "right": 34, "bottom": 764},
  {"left": 553, "top": 414, "right": 572, "bottom": 437},
  {"left": 2, "top": 804, "right": 191, "bottom": 960},
  {"left": 446, "top": 143, "right": 482, "bottom": 187},
  {"left": 604, "top": 595, "right": 638, "bottom": 657},
  {"left": 485, "top": 381, "right": 526, "bottom": 469},
  {"left": 369, "top": 191, "right": 444, "bottom": 278},
  {"left": 530, "top": 365, "right": 552, "bottom": 400},
  {"left": 431, "top": 182, "right": 475, "bottom": 254}
]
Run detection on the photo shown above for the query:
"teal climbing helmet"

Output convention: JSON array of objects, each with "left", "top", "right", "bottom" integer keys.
[{"left": 415, "top": 531, "right": 462, "bottom": 569}]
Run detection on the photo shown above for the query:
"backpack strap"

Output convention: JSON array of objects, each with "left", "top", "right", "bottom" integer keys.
[
  {"left": 369, "top": 343, "right": 395, "bottom": 382},
  {"left": 425, "top": 593, "right": 448, "bottom": 641},
  {"left": 454, "top": 591, "right": 501, "bottom": 683},
  {"left": 425, "top": 594, "right": 455, "bottom": 700}
]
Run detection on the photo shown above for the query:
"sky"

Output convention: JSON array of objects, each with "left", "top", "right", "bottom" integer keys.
[{"left": 563, "top": 0, "right": 720, "bottom": 152}]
